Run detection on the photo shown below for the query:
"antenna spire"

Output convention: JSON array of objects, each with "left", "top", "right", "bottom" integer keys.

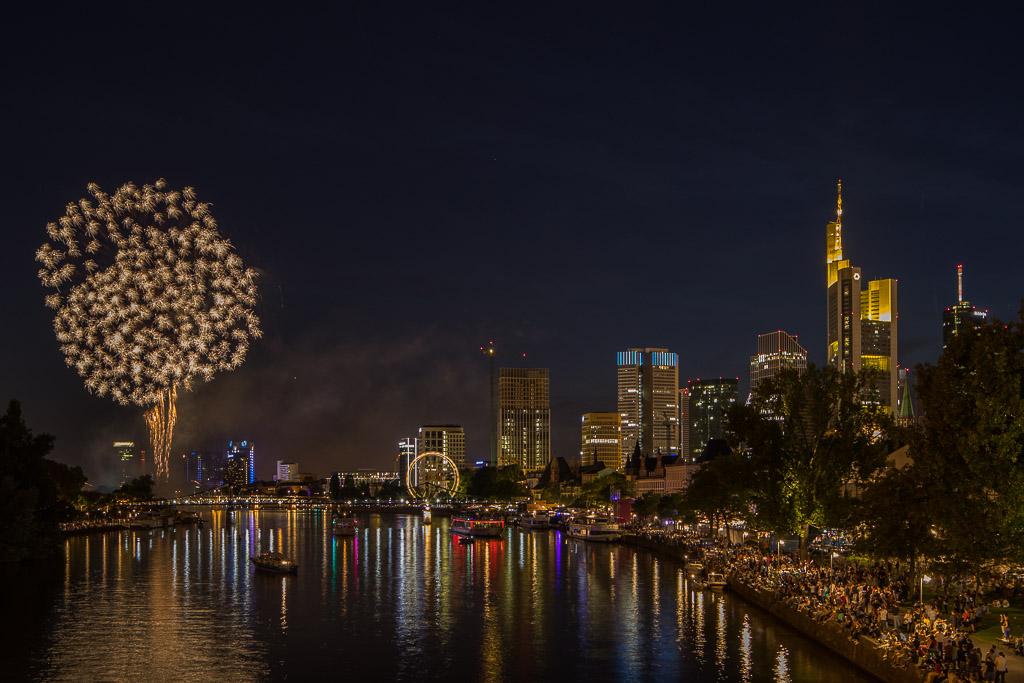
[
  {"left": 835, "top": 179, "right": 843, "bottom": 252},
  {"left": 957, "top": 264, "right": 963, "bottom": 304}
]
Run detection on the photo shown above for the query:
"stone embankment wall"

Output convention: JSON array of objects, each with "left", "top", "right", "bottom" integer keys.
[{"left": 621, "top": 534, "right": 923, "bottom": 683}]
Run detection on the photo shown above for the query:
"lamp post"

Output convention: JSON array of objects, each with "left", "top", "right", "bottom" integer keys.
[
  {"left": 831, "top": 552, "right": 838, "bottom": 571},
  {"left": 777, "top": 539, "right": 783, "bottom": 561},
  {"left": 920, "top": 575, "right": 930, "bottom": 603}
]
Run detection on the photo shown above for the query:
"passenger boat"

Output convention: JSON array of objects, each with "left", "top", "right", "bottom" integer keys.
[
  {"left": 128, "top": 514, "right": 165, "bottom": 530},
  {"left": 706, "top": 572, "right": 728, "bottom": 590},
  {"left": 451, "top": 517, "right": 505, "bottom": 538},
  {"left": 519, "top": 510, "right": 552, "bottom": 530},
  {"left": 332, "top": 515, "right": 358, "bottom": 536},
  {"left": 685, "top": 560, "right": 704, "bottom": 576},
  {"left": 567, "top": 514, "right": 621, "bottom": 543},
  {"left": 250, "top": 552, "right": 298, "bottom": 574}
]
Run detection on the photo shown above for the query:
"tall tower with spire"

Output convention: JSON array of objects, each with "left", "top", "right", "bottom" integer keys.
[
  {"left": 825, "top": 181, "right": 899, "bottom": 414},
  {"left": 942, "top": 265, "right": 988, "bottom": 350}
]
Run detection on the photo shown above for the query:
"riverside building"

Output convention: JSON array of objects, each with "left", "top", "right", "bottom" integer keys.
[{"left": 497, "top": 368, "right": 551, "bottom": 473}]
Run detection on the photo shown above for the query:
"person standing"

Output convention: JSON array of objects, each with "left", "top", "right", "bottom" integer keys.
[
  {"left": 1001, "top": 613, "right": 1011, "bottom": 641},
  {"left": 995, "top": 651, "right": 1007, "bottom": 683}
]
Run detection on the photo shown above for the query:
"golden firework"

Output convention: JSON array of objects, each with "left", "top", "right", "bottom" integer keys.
[{"left": 37, "top": 179, "right": 261, "bottom": 479}]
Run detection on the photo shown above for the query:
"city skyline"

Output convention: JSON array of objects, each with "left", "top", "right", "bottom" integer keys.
[{"left": 2, "top": 6, "right": 1021, "bottom": 485}]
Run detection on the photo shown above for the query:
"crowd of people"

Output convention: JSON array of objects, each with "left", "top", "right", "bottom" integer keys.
[{"left": 631, "top": 528, "right": 1019, "bottom": 682}]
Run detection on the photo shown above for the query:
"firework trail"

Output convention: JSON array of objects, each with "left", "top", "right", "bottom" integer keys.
[{"left": 37, "top": 179, "right": 261, "bottom": 479}]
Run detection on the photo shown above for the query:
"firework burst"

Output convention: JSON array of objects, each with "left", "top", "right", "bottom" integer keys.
[{"left": 37, "top": 179, "right": 261, "bottom": 479}]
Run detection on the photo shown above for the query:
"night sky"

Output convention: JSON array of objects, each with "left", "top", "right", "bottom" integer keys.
[{"left": 2, "top": 5, "right": 1021, "bottom": 486}]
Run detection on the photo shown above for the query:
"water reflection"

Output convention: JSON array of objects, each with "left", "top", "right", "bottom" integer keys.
[{"left": 6, "top": 511, "right": 876, "bottom": 682}]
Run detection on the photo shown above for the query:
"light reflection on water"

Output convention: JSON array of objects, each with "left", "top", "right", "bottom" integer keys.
[{"left": 5, "top": 511, "right": 876, "bottom": 682}]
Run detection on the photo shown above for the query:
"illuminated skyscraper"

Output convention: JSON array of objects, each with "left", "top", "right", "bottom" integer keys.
[
  {"left": 687, "top": 378, "right": 738, "bottom": 458},
  {"left": 418, "top": 425, "right": 465, "bottom": 467},
  {"left": 226, "top": 440, "right": 255, "bottom": 486},
  {"left": 942, "top": 265, "right": 988, "bottom": 350},
  {"left": 397, "top": 437, "right": 417, "bottom": 485},
  {"left": 183, "top": 450, "right": 226, "bottom": 489},
  {"left": 114, "top": 441, "right": 136, "bottom": 485},
  {"left": 617, "top": 349, "right": 679, "bottom": 468},
  {"left": 497, "top": 368, "right": 550, "bottom": 473},
  {"left": 580, "top": 412, "right": 621, "bottom": 467},
  {"left": 825, "top": 181, "right": 898, "bottom": 413},
  {"left": 749, "top": 330, "right": 808, "bottom": 396},
  {"left": 679, "top": 387, "right": 691, "bottom": 460}
]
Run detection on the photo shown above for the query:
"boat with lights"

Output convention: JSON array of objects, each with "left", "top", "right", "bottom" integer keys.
[
  {"left": 332, "top": 515, "right": 358, "bottom": 536},
  {"left": 250, "top": 552, "right": 298, "bottom": 574},
  {"left": 567, "top": 514, "right": 621, "bottom": 543},
  {"left": 451, "top": 517, "right": 505, "bottom": 538}
]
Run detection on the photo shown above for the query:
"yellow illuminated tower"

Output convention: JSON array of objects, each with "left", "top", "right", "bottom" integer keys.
[{"left": 825, "top": 181, "right": 898, "bottom": 413}]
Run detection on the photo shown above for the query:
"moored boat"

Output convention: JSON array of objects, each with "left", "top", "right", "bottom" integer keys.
[
  {"left": 707, "top": 572, "right": 728, "bottom": 590},
  {"left": 332, "top": 516, "right": 358, "bottom": 536},
  {"left": 451, "top": 517, "right": 505, "bottom": 538},
  {"left": 251, "top": 552, "right": 298, "bottom": 574},
  {"left": 567, "top": 514, "right": 621, "bottom": 542},
  {"left": 519, "top": 510, "right": 552, "bottom": 530}
]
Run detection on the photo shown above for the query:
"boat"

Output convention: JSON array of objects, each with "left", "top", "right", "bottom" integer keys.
[
  {"left": 567, "top": 514, "right": 621, "bottom": 542},
  {"left": 250, "top": 552, "right": 298, "bottom": 574},
  {"left": 128, "top": 514, "right": 165, "bottom": 530},
  {"left": 332, "top": 515, "right": 358, "bottom": 536},
  {"left": 707, "top": 572, "right": 728, "bottom": 590},
  {"left": 451, "top": 517, "right": 505, "bottom": 538},
  {"left": 685, "top": 560, "right": 705, "bottom": 577},
  {"left": 457, "top": 535, "right": 475, "bottom": 544},
  {"left": 519, "top": 510, "right": 552, "bottom": 530}
]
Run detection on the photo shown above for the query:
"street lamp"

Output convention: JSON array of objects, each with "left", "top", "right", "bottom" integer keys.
[
  {"left": 920, "top": 575, "right": 931, "bottom": 603},
  {"left": 831, "top": 552, "right": 838, "bottom": 571},
  {"left": 777, "top": 539, "right": 783, "bottom": 561}
]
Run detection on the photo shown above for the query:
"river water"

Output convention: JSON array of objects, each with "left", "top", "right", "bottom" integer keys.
[{"left": 3, "top": 510, "right": 875, "bottom": 682}]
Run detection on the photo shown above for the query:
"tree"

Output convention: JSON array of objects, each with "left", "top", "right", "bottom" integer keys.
[
  {"left": 632, "top": 493, "right": 662, "bottom": 520},
  {"left": 0, "top": 400, "right": 66, "bottom": 560},
  {"left": 115, "top": 475, "right": 155, "bottom": 501},
  {"left": 683, "top": 451, "right": 753, "bottom": 534},
  {"left": 727, "top": 364, "right": 895, "bottom": 554},
  {"left": 854, "top": 463, "right": 934, "bottom": 577},
  {"left": 465, "top": 465, "right": 527, "bottom": 501},
  {"left": 908, "top": 306, "right": 1024, "bottom": 573},
  {"left": 573, "top": 471, "right": 633, "bottom": 508},
  {"left": 329, "top": 474, "right": 341, "bottom": 500}
]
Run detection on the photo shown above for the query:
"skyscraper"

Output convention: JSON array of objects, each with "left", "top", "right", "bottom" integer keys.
[
  {"left": 825, "top": 181, "right": 898, "bottom": 413},
  {"left": 114, "top": 441, "right": 136, "bottom": 485},
  {"left": 226, "top": 440, "right": 255, "bottom": 486},
  {"left": 617, "top": 348, "right": 679, "bottom": 468},
  {"left": 497, "top": 368, "right": 550, "bottom": 473},
  {"left": 397, "top": 437, "right": 417, "bottom": 486},
  {"left": 580, "top": 412, "right": 621, "bottom": 467},
  {"left": 183, "top": 450, "right": 226, "bottom": 489},
  {"left": 749, "top": 330, "right": 808, "bottom": 396},
  {"left": 942, "top": 265, "right": 988, "bottom": 350},
  {"left": 418, "top": 425, "right": 465, "bottom": 467},
  {"left": 687, "top": 378, "right": 738, "bottom": 458}
]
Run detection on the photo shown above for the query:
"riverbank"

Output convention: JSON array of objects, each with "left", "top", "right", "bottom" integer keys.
[{"left": 622, "top": 533, "right": 920, "bottom": 683}]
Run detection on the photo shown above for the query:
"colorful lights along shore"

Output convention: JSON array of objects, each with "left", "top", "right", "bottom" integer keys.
[{"left": 36, "top": 179, "right": 261, "bottom": 479}]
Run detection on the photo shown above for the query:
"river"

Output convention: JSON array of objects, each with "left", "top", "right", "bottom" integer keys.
[{"left": 3, "top": 509, "right": 876, "bottom": 681}]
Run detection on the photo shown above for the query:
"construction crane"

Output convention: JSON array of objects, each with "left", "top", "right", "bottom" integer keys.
[{"left": 480, "top": 341, "right": 525, "bottom": 467}]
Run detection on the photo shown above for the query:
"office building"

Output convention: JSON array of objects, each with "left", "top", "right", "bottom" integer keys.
[
  {"left": 418, "top": 425, "right": 465, "bottom": 467},
  {"left": 580, "top": 412, "right": 621, "bottom": 467},
  {"left": 749, "top": 330, "right": 808, "bottom": 396},
  {"left": 114, "top": 441, "right": 136, "bottom": 485},
  {"left": 687, "top": 378, "right": 739, "bottom": 458},
  {"left": 617, "top": 348, "right": 679, "bottom": 468},
  {"left": 276, "top": 461, "right": 298, "bottom": 482},
  {"left": 226, "top": 440, "right": 255, "bottom": 486},
  {"left": 183, "top": 450, "right": 226, "bottom": 489},
  {"left": 679, "top": 388, "right": 691, "bottom": 461},
  {"left": 397, "top": 437, "right": 417, "bottom": 486},
  {"left": 497, "top": 368, "right": 551, "bottom": 473},
  {"left": 942, "top": 265, "right": 988, "bottom": 350},
  {"left": 825, "top": 181, "right": 898, "bottom": 413}
]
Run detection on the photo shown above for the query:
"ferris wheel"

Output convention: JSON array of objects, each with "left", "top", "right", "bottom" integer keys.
[{"left": 406, "top": 451, "right": 460, "bottom": 502}]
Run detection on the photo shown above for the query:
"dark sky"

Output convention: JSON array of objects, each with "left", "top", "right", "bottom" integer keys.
[{"left": 2, "top": 5, "right": 1022, "bottom": 487}]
